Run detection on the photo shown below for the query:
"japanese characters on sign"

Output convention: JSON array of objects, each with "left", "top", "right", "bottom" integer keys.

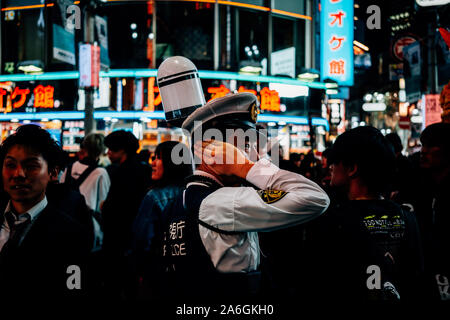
[
  {"left": 321, "top": 0, "right": 354, "bottom": 86},
  {"left": 207, "top": 84, "right": 280, "bottom": 112},
  {"left": 144, "top": 78, "right": 281, "bottom": 112},
  {"left": 422, "top": 94, "right": 442, "bottom": 129},
  {"left": 163, "top": 220, "right": 187, "bottom": 257},
  {"left": 0, "top": 82, "right": 55, "bottom": 113},
  {"left": 139, "top": 78, "right": 284, "bottom": 113},
  {"left": 79, "top": 43, "right": 100, "bottom": 88}
]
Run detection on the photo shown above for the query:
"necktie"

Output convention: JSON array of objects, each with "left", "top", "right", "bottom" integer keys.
[{"left": 1, "top": 212, "right": 32, "bottom": 255}]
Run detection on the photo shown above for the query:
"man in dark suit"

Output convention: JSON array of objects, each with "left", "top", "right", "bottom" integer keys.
[{"left": 0, "top": 125, "right": 93, "bottom": 301}]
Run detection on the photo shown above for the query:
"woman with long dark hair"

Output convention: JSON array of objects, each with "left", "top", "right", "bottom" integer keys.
[{"left": 128, "top": 141, "right": 192, "bottom": 298}]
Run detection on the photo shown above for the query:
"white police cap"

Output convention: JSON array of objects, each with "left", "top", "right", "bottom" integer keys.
[{"left": 181, "top": 92, "right": 259, "bottom": 135}]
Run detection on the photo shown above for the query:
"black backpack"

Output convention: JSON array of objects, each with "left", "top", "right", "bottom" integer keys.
[
  {"left": 64, "top": 162, "right": 102, "bottom": 223},
  {"left": 64, "top": 162, "right": 99, "bottom": 191}
]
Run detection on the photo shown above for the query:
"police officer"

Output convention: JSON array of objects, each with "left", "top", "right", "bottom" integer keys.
[{"left": 156, "top": 92, "right": 330, "bottom": 302}]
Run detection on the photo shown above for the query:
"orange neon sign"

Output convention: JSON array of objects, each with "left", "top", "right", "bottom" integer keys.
[
  {"left": 11, "top": 87, "right": 30, "bottom": 109},
  {"left": 144, "top": 77, "right": 162, "bottom": 111},
  {"left": 0, "top": 83, "right": 55, "bottom": 113},
  {"left": 34, "top": 85, "right": 54, "bottom": 108},
  {"left": 142, "top": 78, "right": 281, "bottom": 113},
  {"left": 259, "top": 87, "right": 281, "bottom": 112},
  {"left": 207, "top": 85, "right": 230, "bottom": 101},
  {"left": 207, "top": 84, "right": 281, "bottom": 112}
]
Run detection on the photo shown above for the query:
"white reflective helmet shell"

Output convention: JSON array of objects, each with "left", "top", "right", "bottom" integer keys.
[{"left": 157, "top": 56, "right": 206, "bottom": 126}]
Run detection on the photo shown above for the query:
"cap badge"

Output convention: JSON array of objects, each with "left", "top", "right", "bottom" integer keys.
[{"left": 250, "top": 102, "right": 259, "bottom": 122}]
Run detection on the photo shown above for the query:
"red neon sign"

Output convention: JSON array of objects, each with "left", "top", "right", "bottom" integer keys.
[
  {"left": 143, "top": 78, "right": 282, "bottom": 113},
  {"left": 0, "top": 83, "right": 55, "bottom": 113},
  {"left": 11, "top": 87, "right": 30, "bottom": 109},
  {"left": 206, "top": 84, "right": 281, "bottom": 112},
  {"left": 260, "top": 87, "right": 281, "bottom": 112}
]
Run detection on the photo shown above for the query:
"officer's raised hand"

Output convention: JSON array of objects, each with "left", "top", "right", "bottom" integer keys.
[{"left": 194, "top": 140, "right": 255, "bottom": 179}]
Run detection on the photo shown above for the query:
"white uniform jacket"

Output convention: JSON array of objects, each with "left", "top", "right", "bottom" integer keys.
[{"left": 193, "top": 158, "right": 330, "bottom": 273}]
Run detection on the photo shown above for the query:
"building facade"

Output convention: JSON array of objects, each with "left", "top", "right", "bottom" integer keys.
[{"left": 1, "top": 0, "right": 331, "bottom": 155}]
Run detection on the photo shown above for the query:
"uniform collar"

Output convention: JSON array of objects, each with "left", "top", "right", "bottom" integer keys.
[{"left": 191, "top": 170, "right": 224, "bottom": 187}]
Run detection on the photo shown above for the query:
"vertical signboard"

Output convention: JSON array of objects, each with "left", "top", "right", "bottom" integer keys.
[
  {"left": 422, "top": 94, "right": 442, "bottom": 129},
  {"left": 116, "top": 80, "right": 123, "bottom": 112},
  {"left": 79, "top": 43, "right": 100, "bottom": 88},
  {"left": 52, "top": 0, "right": 76, "bottom": 65},
  {"left": 320, "top": 0, "right": 354, "bottom": 86},
  {"left": 95, "top": 15, "right": 111, "bottom": 69}
]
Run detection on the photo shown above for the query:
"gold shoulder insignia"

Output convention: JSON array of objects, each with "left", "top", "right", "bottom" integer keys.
[{"left": 257, "top": 190, "right": 288, "bottom": 204}]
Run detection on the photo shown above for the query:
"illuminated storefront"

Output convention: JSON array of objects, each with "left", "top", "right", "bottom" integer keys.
[
  {"left": 0, "top": 69, "right": 329, "bottom": 153},
  {"left": 1, "top": 0, "right": 333, "bottom": 154}
]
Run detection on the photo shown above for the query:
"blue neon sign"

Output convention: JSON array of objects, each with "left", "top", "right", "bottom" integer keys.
[{"left": 320, "top": 0, "right": 354, "bottom": 86}]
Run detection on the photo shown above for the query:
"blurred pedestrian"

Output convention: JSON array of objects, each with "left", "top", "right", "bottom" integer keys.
[
  {"left": 385, "top": 132, "right": 414, "bottom": 202},
  {"left": 290, "top": 152, "right": 302, "bottom": 170},
  {"left": 137, "top": 149, "right": 151, "bottom": 165},
  {"left": 276, "top": 146, "right": 298, "bottom": 172},
  {"left": 413, "top": 123, "right": 450, "bottom": 301},
  {"left": 299, "top": 150, "right": 321, "bottom": 182},
  {"left": 303, "top": 126, "right": 423, "bottom": 301},
  {"left": 62, "top": 134, "right": 110, "bottom": 211},
  {"left": 319, "top": 148, "right": 332, "bottom": 189},
  {"left": 61, "top": 132, "right": 111, "bottom": 252},
  {"left": 101, "top": 130, "right": 152, "bottom": 299},
  {"left": 129, "top": 141, "right": 192, "bottom": 299},
  {"left": 46, "top": 146, "right": 94, "bottom": 238}
]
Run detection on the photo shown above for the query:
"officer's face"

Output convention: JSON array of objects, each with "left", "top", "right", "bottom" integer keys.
[
  {"left": 2, "top": 145, "right": 53, "bottom": 206},
  {"left": 231, "top": 134, "right": 261, "bottom": 162},
  {"left": 244, "top": 140, "right": 260, "bottom": 162}
]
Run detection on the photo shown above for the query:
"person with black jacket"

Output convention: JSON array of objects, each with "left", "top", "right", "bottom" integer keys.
[
  {"left": 303, "top": 126, "right": 424, "bottom": 302},
  {"left": 411, "top": 123, "right": 450, "bottom": 301},
  {"left": 61, "top": 132, "right": 110, "bottom": 252},
  {"left": 101, "top": 130, "right": 152, "bottom": 299},
  {"left": 128, "top": 141, "right": 192, "bottom": 300}
]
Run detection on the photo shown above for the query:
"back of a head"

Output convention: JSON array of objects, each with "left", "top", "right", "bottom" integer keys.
[
  {"left": 105, "top": 130, "right": 139, "bottom": 157},
  {"left": 290, "top": 153, "right": 301, "bottom": 162},
  {"left": 0, "top": 124, "right": 62, "bottom": 171},
  {"left": 322, "top": 148, "right": 331, "bottom": 160},
  {"left": 329, "top": 126, "right": 396, "bottom": 193},
  {"left": 81, "top": 132, "right": 105, "bottom": 160},
  {"left": 385, "top": 132, "right": 403, "bottom": 154},
  {"left": 420, "top": 122, "right": 450, "bottom": 157},
  {"left": 155, "top": 141, "right": 192, "bottom": 185},
  {"left": 137, "top": 149, "right": 151, "bottom": 163}
]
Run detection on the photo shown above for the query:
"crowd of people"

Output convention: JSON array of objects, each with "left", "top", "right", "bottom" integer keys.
[{"left": 0, "top": 95, "right": 449, "bottom": 306}]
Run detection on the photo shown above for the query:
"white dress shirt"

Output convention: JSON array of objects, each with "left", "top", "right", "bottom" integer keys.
[
  {"left": 196, "top": 158, "right": 330, "bottom": 273},
  {"left": 0, "top": 197, "right": 48, "bottom": 252}
]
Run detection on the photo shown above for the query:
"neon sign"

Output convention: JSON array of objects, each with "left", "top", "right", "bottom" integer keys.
[
  {"left": 0, "top": 83, "right": 55, "bottom": 113},
  {"left": 321, "top": 0, "right": 354, "bottom": 86},
  {"left": 143, "top": 78, "right": 282, "bottom": 112},
  {"left": 207, "top": 84, "right": 280, "bottom": 112}
]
